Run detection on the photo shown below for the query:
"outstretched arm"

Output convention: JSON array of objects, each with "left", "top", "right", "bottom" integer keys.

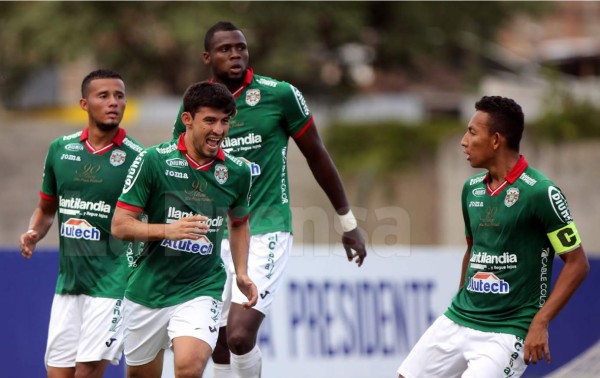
[
  {"left": 294, "top": 124, "right": 366, "bottom": 266},
  {"left": 19, "top": 197, "right": 57, "bottom": 259},
  {"left": 524, "top": 246, "right": 589, "bottom": 365}
]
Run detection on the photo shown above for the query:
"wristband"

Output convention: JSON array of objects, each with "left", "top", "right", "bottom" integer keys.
[
  {"left": 26, "top": 229, "right": 36, "bottom": 234},
  {"left": 338, "top": 210, "right": 357, "bottom": 232}
]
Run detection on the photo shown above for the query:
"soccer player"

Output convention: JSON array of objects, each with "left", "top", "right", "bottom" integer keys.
[
  {"left": 397, "top": 96, "right": 590, "bottom": 378},
  {"left": 18, "top": 69, "right": 144, "bottom": 378},
  {"left": 111, "top": 81, "right": 258, "bottom": 378},
  {"left": 172, "top": 21, "right": 367, "bottom": 378}
]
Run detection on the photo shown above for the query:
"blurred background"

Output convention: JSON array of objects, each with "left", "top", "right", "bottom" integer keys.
[{"left": 1, "top": 2, "right": 599, "bottom": 377}]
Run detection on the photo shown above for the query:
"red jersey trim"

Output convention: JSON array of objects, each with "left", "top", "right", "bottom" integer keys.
[
  {"left": 80, "top": 127, "right": 126, "bottom": 154},
  {"left": 229, "top": 213, "right": 250, "bottom": 226},
  {"left": 177, "top": 133, "right": 225, "bottom": 171},
  {"left": 212, "top": 68, "right": 254, "bottom": 99},
  {"left": 292, "top": 116, "right": 315, "bottom": 139},
  {"left": 39, "top": 192, "right": 57, "bottom": 201},
  {"left": 116, "top": 200, "right": 143, "bottom": 213}
]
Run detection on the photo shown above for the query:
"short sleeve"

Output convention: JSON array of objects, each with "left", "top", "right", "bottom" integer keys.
[
  {"left": 40, "top": 141, "right": 57, "bottom": 198},
  {"left": 118, "top": 149, "right": 153, "bottom": 210},
  {"left": 278, "top": 83, "right": 313, "bottom": 138},
  {"left": 172, "top": 104, "right": 185, "bottom": 140},
  {"left": 534, "top": 184, "right": 582, "bottom": 254},
  {"left": 228, "top": 165, "right": 252, "bottom": 223}
]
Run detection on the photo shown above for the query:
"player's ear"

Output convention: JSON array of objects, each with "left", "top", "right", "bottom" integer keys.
[
  {"left": 181, "top": 112, "right": 193, "bottom": 129},
  {"left": 80, "top": 98, "right": 88, "bottom": 112},
  {"left": 203, "top": 52, "right": 211, "bottom": 65}
]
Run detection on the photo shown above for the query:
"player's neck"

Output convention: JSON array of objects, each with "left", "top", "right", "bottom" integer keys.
[
  {"left": 214, "top": 76, "right": 245, "bottom": 95},
  {"left": 86, "top": 125, "right": 119, "bottom": 150},
  {"left": 487, "top": 152, "right": 520, "bottom": 188}
]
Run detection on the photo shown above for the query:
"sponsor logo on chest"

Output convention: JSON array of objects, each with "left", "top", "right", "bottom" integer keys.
[
  {"left": 60, "top": 218, "right": 101, "bottom": 241},
  {"left": 61, "top": 154, "right": 81, "bottom": 162},
  {"left": 161, "top": 237, "right": 214, "bottom": 255},
  {"left": 467, "top": 272, "right": 510, "bottom": 294},
  {"left": 65, "top": 143, "right": 84, "bottom": 152}
]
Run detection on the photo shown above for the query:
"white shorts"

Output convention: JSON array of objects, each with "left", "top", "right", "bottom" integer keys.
[
  {"left": 398, "top": 315, "right": 527, "bottom": 378},
  {"left": 123, "top": 296, "right": 222, "bottom": 366},
  {"left": 220, "top": 232, "right": 292, "bottom": 326},
  {"left": 45, "top": 294, "right": 124, "bottom": 368}
]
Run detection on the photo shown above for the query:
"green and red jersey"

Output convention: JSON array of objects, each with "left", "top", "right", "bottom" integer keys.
[
  {"left": 40, "top": 127, "right": 144, "bottom": 298},
  {"left": 172, "top": 68, "right": 313, "bottom": 235},
  {"left": 446, "top": 156, "right": 582, "bottom": 338},
  {"left": 117, "top": 135, "right": 252, "bottom": 308}
]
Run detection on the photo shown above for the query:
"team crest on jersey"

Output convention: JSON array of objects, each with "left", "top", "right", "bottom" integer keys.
[
  {"left": 245, "top": 89, "right": 261, "bottom": 106},
  {"left": 214, "top": 164, "right": 228, "bottom": 184},
  {"left": 109, "top": 149, "right": 127, "bottom": 167},
  {"left": 504, "top": 187, "right": 519, "bottom": 207}
]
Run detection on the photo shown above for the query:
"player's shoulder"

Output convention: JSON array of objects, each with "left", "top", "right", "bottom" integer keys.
[
  {"left": 121, "top": 134, "right": 145, "bottom": 154},
  {"left": 464, "top": 172, "right": 487, "bottom": 187},
  {"left": 223, "top": 152, "right": 250, "bottom": 172},
  {"left": 149, "top": 140, "right": 178, "bottom": 156},
  {"left": 253, "top": 73, "right": 301, "bottom": 95},
  {"left": 253, "top": 73, "right": 285, "bottom": 89},
  {"left": 517, "top": 166, "right": 556, "bottom": 193},
  {"left": 52, "top": 130, "right": 83, "bottom": 147}
]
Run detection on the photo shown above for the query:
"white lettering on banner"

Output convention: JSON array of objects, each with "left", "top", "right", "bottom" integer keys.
[{"left": 255, "top": 279, "right": 435, "bottom": 358}]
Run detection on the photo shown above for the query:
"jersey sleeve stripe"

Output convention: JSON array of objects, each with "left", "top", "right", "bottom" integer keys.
[
  {"left": 292, "top": 116, "right": 314, "bottom": 139},
  {"left": 116, "top": 200, "right": 143, "bottom": 213},
  {"left": 228, "top": 213, "right": 250, "bottom": 226},
  {"left": 39, "top": 191, "right": 57, "bottom": 201}
]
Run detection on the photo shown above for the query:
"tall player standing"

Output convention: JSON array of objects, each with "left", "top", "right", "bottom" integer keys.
[
  {"left": 19, "top": 69, "right": 144, "bottom": 378},
  {"left": 172, "top": 21, "right": 367, "bottom": 378}
]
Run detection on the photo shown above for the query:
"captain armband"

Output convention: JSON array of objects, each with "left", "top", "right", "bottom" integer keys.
[{"left": 547, "top": 222, "right": 581, "bottom": 254}]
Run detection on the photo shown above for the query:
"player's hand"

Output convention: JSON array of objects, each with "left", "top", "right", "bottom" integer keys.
[
  {"left": 165, "top": 215, "right": 209, "bottom": 240},
  {"left": 524, "top": 317, "right": 551, "bottom": 365},
  {"left": 342, "top": 228, "right": 367, "bottom": 267},
  {"left": 19, "top": 229, "right": 39, "bottom": 260},
  {"left": 236, "top": 274, "right": 258, "bottom": 309}
]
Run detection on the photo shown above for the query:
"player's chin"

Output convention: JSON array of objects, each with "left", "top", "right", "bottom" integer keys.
[{"left": 96, "top": 121, "right": 120, "bottom": 131}]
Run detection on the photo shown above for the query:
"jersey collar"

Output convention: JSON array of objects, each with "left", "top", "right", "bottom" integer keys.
[
  {"left": 80, "top": 127, "right": 126, "bottom": 154},
  {"left": 211, "top": 67, "right": 254, "bottom": 99},
  {"left": 177, "top": 133, "right": 225, "bottom": 171},
  {"left": 484, "top": 155, "right": 528, "bottom": 195}
]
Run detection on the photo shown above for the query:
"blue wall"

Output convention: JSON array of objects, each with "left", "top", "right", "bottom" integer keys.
[
  {"left": 1, "top": 249, "right": 597, "bottom": 377},
  {"left": 1, "top": 250, "right": 124, "bottom": 378}
]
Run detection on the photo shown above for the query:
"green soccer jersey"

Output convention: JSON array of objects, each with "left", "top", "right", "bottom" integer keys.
[
  {"left": 172, "top": 69, "right": 313, "bottom": 235},
  {"left": 117, "top": 135, "right": 252, "bottom": 309},
  {"left": 40, "top": 128, "right": 144, "bottom": 298},
  {"left": 445, "top": 156, "right": 582, "bottom": 338}
]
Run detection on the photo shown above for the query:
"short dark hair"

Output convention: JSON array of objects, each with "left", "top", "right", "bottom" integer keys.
[
  {"left": 204, "top": 21, "right": 242, "bottom": 52},
  {"left": 475, "top": 96, "right": 524, "bottom": 151},
  {"left": 81, "top": 69, "right": 123, "bottom": 97},
  {"left": 183, "top": 81, "right": 236, "bottom": 117}
]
